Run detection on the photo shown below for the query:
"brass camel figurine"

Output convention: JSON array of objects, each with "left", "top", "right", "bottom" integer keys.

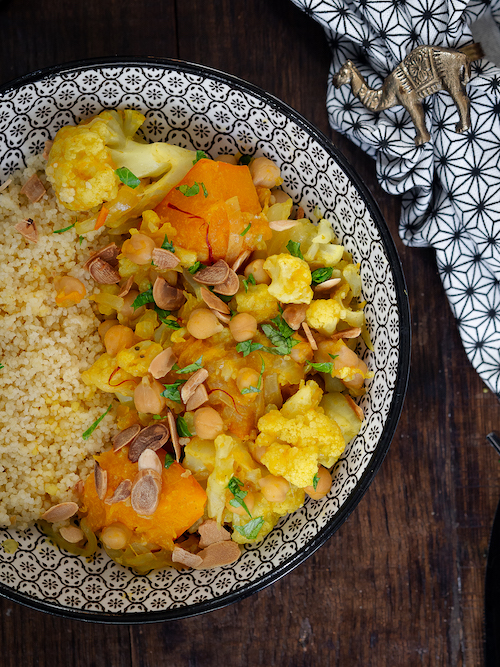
[{"left": 332, "top": 45, "right": 481, "bottom": 146}]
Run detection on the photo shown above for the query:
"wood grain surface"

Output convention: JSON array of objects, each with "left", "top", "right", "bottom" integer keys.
[{"left": 1, "top": 1, "right": 499, "bottom": 665}]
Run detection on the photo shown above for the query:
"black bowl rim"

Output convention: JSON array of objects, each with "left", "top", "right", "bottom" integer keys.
[{"left": 0, "top": 55, "right": 411, "bottom": 624}]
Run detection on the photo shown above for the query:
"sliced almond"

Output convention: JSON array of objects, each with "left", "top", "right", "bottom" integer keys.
[
  {"left": 172, "top": 546, "right": 203, "bottom": 569},
  {"left": 130, "top": 469, "right": 162, "bottom": 516},
  {"left": 302, "top": 321, "right": 318, "bottom": 350},
  {"left": 200, "top": 286, "right": 230, "bottom": 314},
  {"left": 194, "top": 540, "right": 241, "bottom": 569},
  {"left": 113, "top": 424, "right": 141, "bottom": 452},
  {"left": 43, "top": 140, "right": 54, "bottom": 160},
  {"left": 212, "top": 309, "right": 231, "bottom": 325},
  {"left": 179, "top": 437, "right": 191, "bottom": 447},
  {"left": 193, "top": 259, "right": 230, "bottom": 285},
  {"left": 212, "top": 268, "right": 239, "bottom": 296},
  {"left": 73, "top": 480, "right": 84, "bottom": 496},
  {"left": 117, "top": 275, "right": 135, "bottom": 298},
  {"left": 330, "top": 326, "right": 362, "bottom": 341},
  {"left": 0, "top": 178, "right": 12, "bottom": 193},
  {"left": 152, "top": 277, "right": 185, "bottom": 310},
  {"left": 282, "top": 303, "right": 308, "bottom": 330},
  {"left": 181, "top": 368, "right": 209, "bottom": 404},
  {"left": 268, "top": 219, "right": 301, "bottom": 231},
  {"left": 166, "top": 409, "right": 181, "bottom": 461},
  {"left": 152, "top": 247, "right": 180, "bottom": 270},
  {"left": 105, "top": 479, "right": 133, "bottom": 505},
  {"left": 40, "top": 502, "right": 79, "bottom": 523},
  {"left": 20, "top": 173, "right": 46, "bottom": 202},
  {"left": 345, "top": 394, "right": 364, "bottom": 422},
  {"left": 231, "top": 249, "right": 251, "bottom": 273},
  {"left": 296, "top": 206, "right": 305, "bottom": 220},
  {"left": 94, "top": 461, "right": 107, "bottom": 501},
  {"left": 185, "top": 383, "right": 209, "bottom": 411},
  {"left": 180, "top": 469, "right": 192, "bottom": 478},
  {"left": 138, "top": 449, "right": 163, "bottom": 475},
  {"left": 88, "top": 257, "right": 121, "bottom": 284},
  {"left": 83, "top": 243, "right": 119, "bottom": 271},
  {"left": 128, "top": 423, "right": 169, "bottom": 462},
  {"left": 198, "top": 519, "right": 231, "bottom": 548},
  {"left": 313, "top": 278, "right": 341, "bottom": 292},
  {"left": 15, "top": 218, "right": 38, "bottom": 243},
  {"left": 59, "top": 525, "right": 85, "bottom": 543},
  {"left": 148, "top": 347, "right": 177, "bottom": 379}
]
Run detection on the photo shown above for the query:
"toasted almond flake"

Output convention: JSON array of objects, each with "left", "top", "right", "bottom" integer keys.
[
  {"left": 193, "top": 259, "right": 230, "bottom": 285},
  {"left": 84, "top": 243, "right": 119, "bottom": 271},
  {"left": 172, "top": 546, "right": 203, "bottom": 569},
  {"left": 59, "top": 525, "right": 85, "bottom": 543},
  {"left": 345, "top": 394, "right": 364, "bottom": 422},
  {"left": 148, "top": 347, "right": 177, "bottom": 379},
  {"left": 117, "top": 275, "right": 135, "bottom": 298},
  {"left": 152, "top": 247, "right": 180, "bottom": 270},
  {"left": 40, "top": 502, "right": 78, "bottom": 522},
  {"left": 131, "top": 469, "right": 161, "bottom": 516},
  {"left": 212, "top": 309, "right": 231, "bottom": 324},
  {"left": 104, "top": 479, "right": 132, "bottom": 505},
  {"left": 128, "top": 423, "right": 169, "bottom": 462},
  {"left": 0, "top": 178, "right": 12, "bottom": 192},
  {"left": 313, "top": 278, "right": 342, "bottom": 292},
  {"left": 198, "top": 519, "right": 231, "bottom": 548},
  {"left": 231, "top": 249, "right": 251, "bottom": 272},
  {"left": 88, "top": 257, "right": 121, "bottom": 284},
  {"left": 302, "top": 321, "right": 318, "bottom": 350},
  {"left": 73, "top": 480, "right": 84, "bottom": 496},
  {"left": 180, "top": 469, "right": 192, "bottom": 478},
  {"left": 296, "top": 206, "right": 305, "bottom": 220},
  {"left": 138, "top": 449, "right": 163, "bottom": 475},
  {"left": 268, "top": 219, "right": 301, "bottom": 231},
  {"left": 43, "top": 140, "right": 54, "bottom": 160},
  {"left": 282, "top": 303, "right": 308, "bottom": 330},
  {"left": 330, "top": 326, "right": 362, "bottom": 341},
  {"left": 20, "top": 173, "right": 46, "bottom": 202},
  {"left": 200, "top": 286, "right": 230, "bottom": 314},
  {"left": 166, "top": 409, "right": 181, "bottom": 461},
  {"left": 212, "top": 268, "right": 239, "bottom": 296},
  {"left": 15, "top": 218, "right": 38, "bottom": 243},
  {"left": 152, "top": 277, "right": 185, "bottom": 310},
  {"left": 185, "top": 383, "right": 209, "bottom": 411},
  {"left": 94, "top": 461, "right": 107, "bottom": 501},
  {"left": 181, "top": 368, "right": 209, "bottom": 404},
  {"left": 113, "top": 424, "right": 141, "bottom": 452},
  {"left": 194, "top": 540, "right": 241, "bottom": 569},
  {"left": 179, "top": 437, "right": 191, "bottom": 447}
]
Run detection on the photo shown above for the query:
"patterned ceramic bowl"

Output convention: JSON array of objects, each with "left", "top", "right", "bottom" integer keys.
[{"left": 0, "top": 58, "right": 410, "bottom": 622}]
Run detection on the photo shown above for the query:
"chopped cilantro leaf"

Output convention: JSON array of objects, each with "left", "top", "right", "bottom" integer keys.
[
  {"left": 227, "top": 476, "right": 252, "bottom": 518},
  {"left": 240, "top": 356, "right": 265, "bottom": 395},
  {"left": 329, "top": 354, "right": 339, "bottom": 360},
  {"left": 201, "top": 182, "right": 208, "bottom": 198},
  {"left": 306, "top": 361, "right": 334, "bottom": 374},
  {"left": 0, "top": 364, "right": 4, "bottom": 369},
  {"left": 242, "top": 273, "right": 256, "bottom": 292},
  {"left": 176, "top": 182, "right": 207, "bottom": 197},
  {"left": 78, "top": 235, "right": 84, "bottom": 246},
  {"left": 240, "top": 222, "right": 251, "bottom": 236},
  {"left": 152, "top": 415, "right": 164, "bottom": 420},
  {"left": 286, "top": 240, "right": 304, "bottom": 260},
  {"left": 160, "top": 381, "right": 185, "bottom": 403},
  {"left": 155, "top": 307, "right": 181, "bottom": 329},
  {"left": 312, "top": 473, "right": 320, "bottom": 490},
  {"left": 188, "top": 261, "right": 206, "bottom": 274},
  {"left": 238, "top": 154, "right": 252, "bottom": 166},
  {"left": 236, "top": 340, "right": 264, "bottom": 357},
  {"left": 193, "top": 150, "right": 207, "bottom": 164},
  {"left": 82, "top": 404, "right": 112, "bottom": 440},
  {"left": 132, "top": 287, "right": 155, "bottom": 310},
  {"left": 176, "top": 415, "right": 192, "bottom": 438},
  {"left": 161, "top": 235, "right": 175, "bottom": 252},
  {"left": 53, "top": 223, "right": 75, "bottom": 234},
  {"left": 164, "top": 454, "right": 175, "bottom": 469},
  {"left": 311, "top": 267, "right": 334, "bottom": 284},
  {"left": 234, "top": 517, "right": 264, "bottom": 539},
  {"left": 173, "top": 356, "right": 203, "bottom": 374},
  {"left": 115, "top": 167, "right": 141, "bottom": 189}
]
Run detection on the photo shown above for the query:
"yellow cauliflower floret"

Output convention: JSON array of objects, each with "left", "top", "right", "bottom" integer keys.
[
  {"left": 46, "top": 126, "right": 119, "bottom": 211},
  {"left": 263, "top": 254, "right": 313, "bottom": 304},
  {"left": 81, "top": 353, "right": 136, "bottom": 396},
  {"left": 235, "top": 283, "right": 279, "bottom": 323},
  {"left": 306, "top": 299, "right": 342, "bottom": 336},
  {"left": 281, "top": 379, "right": 323, "bottom": 417},
  {"left": 116, "top": 340, "right": 163, "bottom": 377}
]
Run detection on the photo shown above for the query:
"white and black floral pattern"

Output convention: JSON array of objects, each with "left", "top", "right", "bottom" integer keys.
[
  {"left": 0, "top": 60, "right": 410, "bottom": 621},
  {"left": 292, "top": 0, "right": 500, "bottom": 396}
]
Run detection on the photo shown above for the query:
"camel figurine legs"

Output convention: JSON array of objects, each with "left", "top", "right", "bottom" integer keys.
[{"left": 404, "top": 99, "right": 430, "bottom": 146}]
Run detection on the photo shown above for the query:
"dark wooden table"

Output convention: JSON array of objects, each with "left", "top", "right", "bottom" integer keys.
[{"left": 1, "top": 1, "right": 499, "bottom": 665}]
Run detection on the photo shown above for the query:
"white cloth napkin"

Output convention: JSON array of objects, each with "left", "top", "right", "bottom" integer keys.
[{"left": 292, "top": 0, "right": 500, "bottom": 397}]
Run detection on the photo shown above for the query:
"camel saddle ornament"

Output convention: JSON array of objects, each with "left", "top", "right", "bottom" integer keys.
[{"left": 332, "top": 43, "right": 483, "bottom": 146}]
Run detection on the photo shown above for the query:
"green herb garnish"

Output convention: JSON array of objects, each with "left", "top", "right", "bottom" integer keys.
[
  {"left": 286, "top": 240, "right": 304, "bottom": 260},
  {"left": 82, "top": 404, "right": 112, "bottom": 440},
  {"left": 234, "top": 517, "right": 264, "bottom": 539},
  {"left": 188, "top": 261, "right": 206, "bottom": 274},
  {"left": 161, "top": 381, "right": 185, "bottom": 403},
  {"left": 238, "top": 154, "right": 252, "bottom": 166},
  {"left": 161, "top": 235, "right": 175, "bottom": 252},
  {"left": 241, "top": 356, "right": 265, "bottom": 395},
  {"left": 240, "top": 222, "right": 251, "bottom": 237},
  {"left": 176, "top": 181, "right": 207, "bottom": 197},
  {"left": 311, "top": 267, "right": 334, "bottom": 284},
  {"left": 155, "top": 307, "right": 181, "bottom": 329},
  {"left": 164, "top": 454, "right": 175, "bottom": 469},
  {"left": 173, "top": 356, "right": 203, "bottom": 374},
  {"left": 227, "top": 477, "right": 252, "bottom": 518},
  {"left": 201, "top": 183, "right": 208, "bottom": 198},
  {"left": 242, "top": 272, "right": 256, "bottom": 292},
  {"left": 235, "top": 340, "right": 263, "bottom": 357},
  {"left": 0, "top": 364, "right": 4, "bottom": 370},
  {"left": 78, "top": 235, "right": 84, "bottom": 246},
  {"left": 53, "top": 223, "right": 75, "bottom": 234},
  {"left": 116, "top": 167, "right": 141, "bottom": 189},
  {"left": 132, "top": 287, "right": 155, "bottom": 310},
  {"left": 193, "top": 150, "right": 207, "bottom": 164},
  {"left": 152, "top": 415, "right": 164, "bottom": 420},
  {"left": 261, "top": 313, "right": 298, "bottom": 356},
  {"left": 312, "top": 473, "right": 320, "bottom": 491},
  {"left": 306, "top": 361, "right": 334, "bottom": 374},
  {"left": 176, "top": 415, "right": 192, "bottom": 438}
]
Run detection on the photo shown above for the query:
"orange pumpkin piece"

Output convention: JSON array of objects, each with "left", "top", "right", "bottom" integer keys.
[{"left": 82, "top": 449, "right": 207, "bottom": 551}]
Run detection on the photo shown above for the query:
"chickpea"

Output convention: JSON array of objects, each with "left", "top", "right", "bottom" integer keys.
[
  {"left": 194, "top": 407, "right": 224, "bottom": 440},
  {"left": 252, "top": 445, "right": 267, "bottom": 463},
  {"left": 290, "top": 341, "right": 314, "bottom": 365},
  {"left": 104, "top": 324, "right": 136, "bottom": 356},
  {"left": 98, "top": 319, "right": 119, "bottom": 340},
  {"left": 53, "top": 276, "right": 86, "bottom": 307},
  {"left": 236, "top": 367, "right": 260, "bottom": 394},
  {"left": 244, "top": 259, "right": 271, "bottom": 285},
  {"left": 134, "top": 376, "right": 166, "bottom": 414},
  {"left": 101, "top": 523, "right": 133, "bottom": 550},
  {"left": 121, "top": 233, "right": 156, "bottom": 265},
  {"left": 120, "top": 290, "right": 145, "bottom": 320},
  {"left": 229, "top": 313, "right": 258, "bottom": 342},
  {"left": 227, "top": 489, "right": 255, "bottom": 516},
  {"left": 270, "top": 188, "right": 289, "bottom": 204},
  {"left": 304, "top": 466, "right": 332, "bottom": 500},
  {"left": 249, "top": 156, "right": 282, "bottom": 188},
  {"left": 187, "top": 309, "right": 224, "bottom": 340},
  {"left": 259, "top": 475, "right": 290, "bottom": 503}
]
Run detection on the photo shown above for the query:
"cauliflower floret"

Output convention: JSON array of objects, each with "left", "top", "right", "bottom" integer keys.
[
  {"left": 115, "top": 340, "right": 163, "bottom": 377},
  {"left": 81, "top": 353, "right": 136, "bottom": 396},
  {"left": 306, "top": 299, "right": 342, "bottom": 336},
  {"left": 46, "top": 126, "right": 120, "bottom": 211},
  {"left": 257, "top": 380, "right": 345, "bottom": 488},
  {"left": 235, "top": 283, "right": 279, "bottom": 323},
  {"left": 263, "top": 254, "right": 313, "bottom": 304}
]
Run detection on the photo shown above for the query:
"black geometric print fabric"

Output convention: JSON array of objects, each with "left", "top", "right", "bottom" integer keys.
[{"left": 292, "top": 0, "right": 500, "bottom": 396}]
